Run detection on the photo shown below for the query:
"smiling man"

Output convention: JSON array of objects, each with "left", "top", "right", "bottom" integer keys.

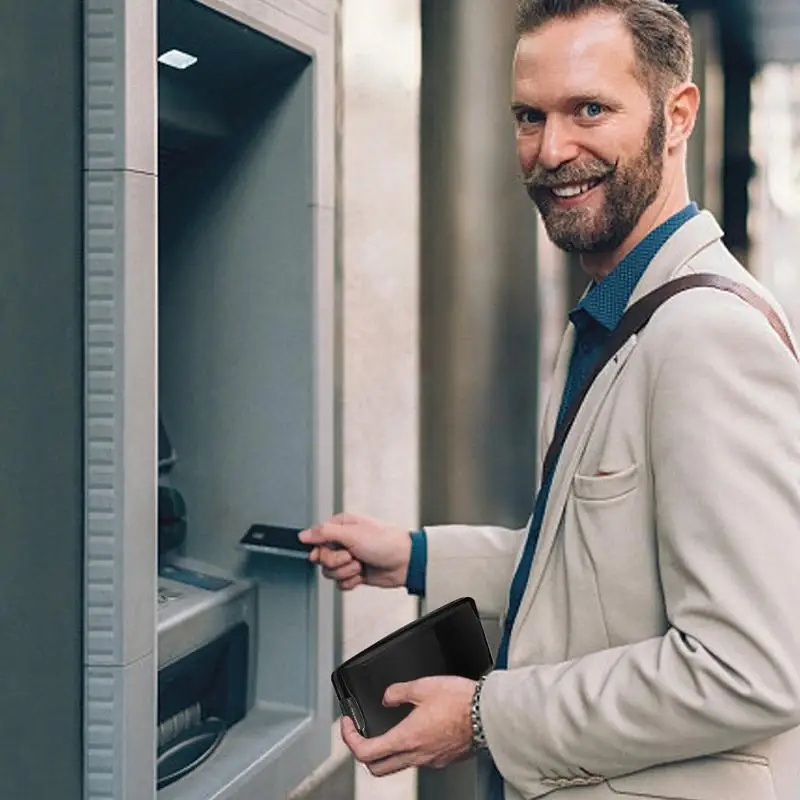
[
  {"left": 514, "top": 0, "right": 688, "bottom": 272},
  {"left": 301, "top": 1, "right": 800, "bottom": 798}
]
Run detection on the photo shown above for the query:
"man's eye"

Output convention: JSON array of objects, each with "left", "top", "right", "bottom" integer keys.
[
  {"left": 517, "top": 109, "right": 543, "bottom": 126},
  {"left": 580, "top": 102, "right": 605, "bottom": 119}
]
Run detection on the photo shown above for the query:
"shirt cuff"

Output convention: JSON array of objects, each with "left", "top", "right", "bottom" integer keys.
[{"left": 405, "top": 528, "right": 427, "bottom": 597}]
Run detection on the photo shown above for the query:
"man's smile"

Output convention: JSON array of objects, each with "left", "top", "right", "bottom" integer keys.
[{"left": 544, "top": 176, "right": 606, "bottom": 207}]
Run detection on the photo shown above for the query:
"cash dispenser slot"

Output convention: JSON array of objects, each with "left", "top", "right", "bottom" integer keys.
[
  {"left": 156, "top": 415, "right": 257, "bottom": 789},
  {"left": 156, "top": 555, "right": 257, "bottom": 789},
  {"left": 157, "top": 622, "right": 248, "bottom": 789}
]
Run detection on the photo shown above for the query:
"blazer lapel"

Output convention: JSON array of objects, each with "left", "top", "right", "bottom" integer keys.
[
  {"left": 513, "top": 334, "right": 640, "bottom": 639},
  {"left": 539, "top": 324, "right": 576, "bottom": 465},
  {"left": 538, "top": 281, "right": 593, "bottom": 473}
]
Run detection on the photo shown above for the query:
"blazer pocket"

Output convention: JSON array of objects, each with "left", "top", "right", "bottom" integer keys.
[
  {"left": 570, "top": 461, "right": 660, "bottom": 645},
  {"left": 606, "top": 753, "right": 775, "bottom": 800},
  {"left": 573, "top": 462, "right": 640, "bottom": 501}
]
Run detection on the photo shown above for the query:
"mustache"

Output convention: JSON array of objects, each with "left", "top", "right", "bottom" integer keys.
[{"left": 522, "top": 159, "right": 617, "bottom": 190}]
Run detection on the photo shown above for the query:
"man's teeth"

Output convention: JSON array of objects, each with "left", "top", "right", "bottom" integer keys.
[{"left": 552, "top": 182, "right": 596, "bottom": 198}]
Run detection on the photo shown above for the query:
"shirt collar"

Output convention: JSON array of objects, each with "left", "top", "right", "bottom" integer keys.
[{"left": 571, "top": 202, "right": 699, "bottom": 332}]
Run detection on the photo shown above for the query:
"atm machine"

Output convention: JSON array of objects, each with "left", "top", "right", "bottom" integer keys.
[{"left": 83, "top": 1, "right": 337, "bottom": 798}]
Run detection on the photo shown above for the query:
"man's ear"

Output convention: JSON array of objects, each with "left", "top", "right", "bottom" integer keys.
[{"left": 665, "top": 82, "right": 700, "bottom": 150}]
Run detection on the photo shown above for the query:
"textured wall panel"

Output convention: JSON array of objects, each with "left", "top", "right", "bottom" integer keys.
[
  {"left": 85, "top": 0, "right": 156, "bottom": 172},
  {"left": 85, "top": 1, "right": 123, "bottom": 170},
  {"left": 85, "top": 657, "right": 156, "bottom": 800},
  {"left": 85, "top": 171, "right": 123, "bottom": 666},
  {"left": 84, "top": 1, "right": 158, "bottom": 798},
  {"left": 85, "top": 170, "right": 157, "bottom": 669}
]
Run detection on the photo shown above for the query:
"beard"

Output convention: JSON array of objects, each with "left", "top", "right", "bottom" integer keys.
[{"left": 523, "top": 110, "right": 666, "bottom": 254}]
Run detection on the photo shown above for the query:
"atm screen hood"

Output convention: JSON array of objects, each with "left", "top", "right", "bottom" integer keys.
[{"left": 158, "top": 0, "right": 308, "bottom": 178}]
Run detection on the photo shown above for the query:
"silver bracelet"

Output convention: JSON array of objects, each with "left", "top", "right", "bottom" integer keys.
[{"left": 470, "top": 674, "right": 490, "bottom": 751}]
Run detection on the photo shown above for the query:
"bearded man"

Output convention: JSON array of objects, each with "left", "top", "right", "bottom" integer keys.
[{"left": 302, "top": 1, "right": 800, "bottom": 798}]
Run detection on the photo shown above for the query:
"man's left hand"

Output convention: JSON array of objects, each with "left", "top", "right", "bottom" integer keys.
[{"left": 340, "top": 675, "right": 477, "bottom": 776}]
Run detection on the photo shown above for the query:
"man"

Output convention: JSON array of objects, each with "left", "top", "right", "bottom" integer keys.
[{"left": 301, "top": 1, "right": 800, "bottom": 797}]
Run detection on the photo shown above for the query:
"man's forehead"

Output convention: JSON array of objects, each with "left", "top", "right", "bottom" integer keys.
[{"left": 513, "top": 11, "right": 639, "bottom": 97}]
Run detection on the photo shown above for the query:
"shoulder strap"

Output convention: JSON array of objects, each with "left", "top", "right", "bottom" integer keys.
[{"left": 541, "top": 273, "right": 797, "bottom": 482}]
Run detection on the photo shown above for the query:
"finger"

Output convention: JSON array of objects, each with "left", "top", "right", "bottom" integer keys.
[
  {"left": 344, "top": 721, "right": 410, "bottom": 765},
  {"left": 383, "top": 680, "right": 422, "bottom": 708},
  {"left": 340, "top": 714, "right": 362, "bottom": 751},
  {"left": 299, "top": 521, "right": 356, "bottom": 550},
  {"left": 367, "top": 752, "right": 417, "bottom": 777},
  {"left": 338, "top": 575, "right": 363, "bottom": 591},
  {"left": 330, "top": 512, "right": 367, "bottom": 526},
  {"left": 318, "top": 548, "right": 354, "bottom": 570},
  {"left": 298, "top": 522, "right": 335, "bottom": 546},
  {"left": 299, "top": 512, "right": 365, "bottom": 545},
  {"left": 322, "top": 561, "right": 362, "bottom": 582},
  {"left": 298, "top": 525, "right": 321, "bottom": 544}
]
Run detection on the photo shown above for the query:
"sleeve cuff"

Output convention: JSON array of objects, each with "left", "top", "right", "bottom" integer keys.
[{"left": 406, "top": 528, "right": 427, "bottom": 596}]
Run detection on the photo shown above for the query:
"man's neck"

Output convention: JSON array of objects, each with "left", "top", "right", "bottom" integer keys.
[{"left": 580, "top": 181, "right": 691, "bottom": 282}]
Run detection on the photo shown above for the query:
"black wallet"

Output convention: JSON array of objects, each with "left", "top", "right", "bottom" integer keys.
[{"left": 331, "top": 597, "right": 493, "bottom": 738}]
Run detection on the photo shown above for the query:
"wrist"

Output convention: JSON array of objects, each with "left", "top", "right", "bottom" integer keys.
[{"left": 386, "top": 529, "right": 413, "bottom": 589}]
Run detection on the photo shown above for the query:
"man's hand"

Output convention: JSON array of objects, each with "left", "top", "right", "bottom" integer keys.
[
  {"left": 299, "top": 512, "right": 413, "bottom": 590},
  {"left": 340, "top": 676, "right": 476, "bottom": 776}
]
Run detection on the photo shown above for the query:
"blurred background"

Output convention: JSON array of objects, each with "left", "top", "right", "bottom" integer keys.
[{"left": 335, "top": 1, "right": 800, "bottom": 799}]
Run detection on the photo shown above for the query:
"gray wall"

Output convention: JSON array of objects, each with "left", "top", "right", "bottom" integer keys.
[
  {"left": 0, "top": 3, "right": 84, "bottom": 800},
  {"left": 419, "top": 1, "right": 539, "bottom": 797}
]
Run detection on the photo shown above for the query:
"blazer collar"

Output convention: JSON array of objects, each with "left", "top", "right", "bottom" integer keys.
[{"left": 626, "top": 210, "right": 724, "bottom": 307}]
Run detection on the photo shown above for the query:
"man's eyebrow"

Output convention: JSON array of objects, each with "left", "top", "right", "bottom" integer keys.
[
  {"left": 510, "top": 101, "right": 542, "bottom": 114},
  {"left": 511, "top": 94, "right": 619, "bottom": 113},
  {"left": 566, "top": 92, "right": 617, "bottom": 106}
]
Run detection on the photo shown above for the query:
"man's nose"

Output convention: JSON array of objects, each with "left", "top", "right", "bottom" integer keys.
[{"left": 537, "top": 116, "right": 580, "bottom": 171}]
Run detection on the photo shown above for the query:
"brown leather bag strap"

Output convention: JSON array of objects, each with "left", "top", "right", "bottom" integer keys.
[{"left": 541, "top": 272, "right": 797, "bottom": 482}]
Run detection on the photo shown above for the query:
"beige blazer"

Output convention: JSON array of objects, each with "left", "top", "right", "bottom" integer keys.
[{"left": 423, "top": 211, "right": 800, "bottom": 800}]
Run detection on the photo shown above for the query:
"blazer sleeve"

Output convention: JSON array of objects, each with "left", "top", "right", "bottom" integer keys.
[
  {"left": 479, "top": 295, "right": 800, "bottom": 798},
  {"left": 422, "top": 522, "right": 528, "bottom": 620}
]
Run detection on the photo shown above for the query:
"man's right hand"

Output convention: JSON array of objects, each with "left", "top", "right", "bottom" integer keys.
[{"left": 298, "top": 513, "right": 413, "bottom": 591}]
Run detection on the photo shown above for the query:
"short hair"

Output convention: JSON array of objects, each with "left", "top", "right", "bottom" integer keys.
[{"left": 515, "top": 0, "right": 693, "bottom": 98}]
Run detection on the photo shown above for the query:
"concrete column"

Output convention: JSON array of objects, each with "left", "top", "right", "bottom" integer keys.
[
  {"left": 722, "top": 52, "right": 756, "bottom": 269},
  {"left": 687, "top": 10, "right": 725, "bottom": 220},
  {"left": 420, "top": 0, "right": 541, "bottom": 532},
  {"left": 340, "top": 2, "right": 422, "bottom": 800},
  {"left": 419, "top": 1, "right": 540, "bottom": 798}
]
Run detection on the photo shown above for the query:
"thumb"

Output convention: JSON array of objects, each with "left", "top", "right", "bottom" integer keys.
[
  {"left": 330, "top": 512, "right": 365, "bottom": 526},
  {"left": 299, "top": 520, "right": 357, "bottom": 550},
  {"left": 383, "top": 681, "right": 421, "bottom": 708}
]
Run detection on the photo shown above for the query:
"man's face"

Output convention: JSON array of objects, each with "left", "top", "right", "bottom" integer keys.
[{"left": 513, "top": 11, "right": 666, "bottom": 254}]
